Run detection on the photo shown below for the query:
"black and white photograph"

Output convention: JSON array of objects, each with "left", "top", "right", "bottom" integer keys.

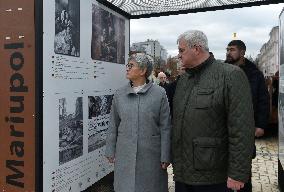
[
  {"left": 88, "top": 95, "right": 113, "bottom": 153},
  {"left": 88, "top": 95, "right": 113, "bottom": 119},
  {"left": 91, "top": 4, "right": 125, "bottom": 64},
  {"left": 54, "top": 0, "right": 80, "bottom": 57},
  {"left": 59, "top": 97, "right": 83, "bottom": 165}
]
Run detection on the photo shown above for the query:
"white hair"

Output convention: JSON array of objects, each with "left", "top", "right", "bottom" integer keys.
[
  {"left": 128, "top": 53, "right": 153, "bottom": 78},
  {"left": 157, "top": 72, "right": 166, "bottom": 78},
  {"left": 177, "top": 30, "right": 209, "bottom": 51}
]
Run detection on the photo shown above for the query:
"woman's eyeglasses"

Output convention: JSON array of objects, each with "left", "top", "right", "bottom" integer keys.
[{"left": 126, "top": 63, "right": 135, "bottom": 69}]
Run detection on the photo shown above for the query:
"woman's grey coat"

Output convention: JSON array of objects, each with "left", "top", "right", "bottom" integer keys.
[{"left": 105, "top": 82, "right": 171, "bottom": 192}]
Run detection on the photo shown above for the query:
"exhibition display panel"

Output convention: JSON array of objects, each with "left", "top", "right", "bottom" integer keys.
[{"left": 1, "top": 0, "right": 283, "bottom": 191}]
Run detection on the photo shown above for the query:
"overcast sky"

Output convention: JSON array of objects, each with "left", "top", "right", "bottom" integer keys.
[{"left": 130, "top": 3, "right": 284, "bottom": 60}]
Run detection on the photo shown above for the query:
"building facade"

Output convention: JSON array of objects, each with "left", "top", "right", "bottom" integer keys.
[
  {"left": 131, "top": 39, "right": 168, "bottom": 64},
  {"left": 257, "top": 26, "right": 279, "bottom": 77}
]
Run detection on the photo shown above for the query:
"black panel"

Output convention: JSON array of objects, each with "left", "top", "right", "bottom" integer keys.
[
  {"left": 96, "top": 0, "right": 132, "bottom": 19},
  {"left": 35, "top": 0, "right": 43, "bottom": 191}
]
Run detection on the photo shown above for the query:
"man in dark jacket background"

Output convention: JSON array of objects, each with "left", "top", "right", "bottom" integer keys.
[
  {"left": 226, "top": 40, "right": 269, "bottom": 137},
  {"left": 225, "top": 40, "right": 270, "bottom": 192}
]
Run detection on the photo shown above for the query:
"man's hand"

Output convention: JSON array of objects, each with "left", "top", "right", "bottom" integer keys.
[
  {"left": 107, "top": 157, "right": 115, "bottom": 163},
  {"left": 255, "top": 127, "right": 264, "bottom": 137},
  {"left": 227, "top": 177, "right": 244, "bottom": 191},
  {"left": 161, "top": 162, "right": 170, "bottom": 169}
]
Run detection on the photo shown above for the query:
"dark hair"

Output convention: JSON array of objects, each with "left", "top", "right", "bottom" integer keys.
[{"left": 228, "top": 40, "right": 246, "bottom": 51}]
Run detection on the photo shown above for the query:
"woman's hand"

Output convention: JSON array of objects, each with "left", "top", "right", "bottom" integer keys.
[
  {"left": 161, "top": 162, "right": 170, "bottom": 169},
  {"left": 107, "top": 157, "right": 115, "bottom": 163}
]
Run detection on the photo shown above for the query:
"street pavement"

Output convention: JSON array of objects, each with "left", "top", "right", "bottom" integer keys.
[
  {"left": 86, "top": 133, "right": 279, "bottom": 192},
  {"left": 252, "top": 136, "right": 278, "bottom": 192},
  {"left": 168, "top": 135, "right": 279, "bottom": 192}
]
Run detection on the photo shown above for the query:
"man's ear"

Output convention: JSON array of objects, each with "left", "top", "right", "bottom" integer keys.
[
  {"left": 195, "top": 45, "right": 203, "bottom": 55},
  {"left": 140, "top": 68, "right": 147, "bottom": 77},
  {"left": 240, "top": 49, "right": 246, "bottom": 57}
]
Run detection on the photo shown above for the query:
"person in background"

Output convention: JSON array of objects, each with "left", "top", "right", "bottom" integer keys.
[
  {"left": 158, "top": 71, "right": 169, "bottom": 89},
  {"left": 105, "top": 53, "right": 171, "bottom": 192},
  {"left": 172, "top": 30, "right": 254, "bottom": 192},
  {"left": 271, "top": 71, "right": 279, "bottom": 126},
  {"left": 165, "top": 71, "right": 171, "bottom": 83},
  {"left": 272, "top": 71, "right": 279, "bottom": 110},
  {"left": 226, "top": 40, "right": 269, "bottom": 138},
  {"left": 149, "top": 70, "right": 158, "bottom": 83},
  {"left": 225, "top": 40, "right": 270, "bottom": 192},
  {"left": 165, "top": 61, "right": 185, "bottom": 116}
]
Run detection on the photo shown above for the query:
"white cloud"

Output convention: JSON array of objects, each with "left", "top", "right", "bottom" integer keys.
[{"left": 130, "top": 3, "right": 284, "bottom": 60}]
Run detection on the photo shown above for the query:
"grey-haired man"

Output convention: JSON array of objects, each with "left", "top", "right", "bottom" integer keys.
[{"left": 171, "top": 30, "right": 255, "bottom": 192}]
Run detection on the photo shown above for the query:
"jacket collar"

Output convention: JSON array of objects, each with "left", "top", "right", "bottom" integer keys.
[
  {"left": 185, "top": 55, "right": 215, "bottom": 77},
  {"left": 126, "top": 81, "right": 153, "bottom": 95},
  {"left": 240, "top": 58, "right": 257, "bottom": 70}
]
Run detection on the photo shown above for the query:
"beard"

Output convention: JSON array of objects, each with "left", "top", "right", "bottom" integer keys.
[{"left": 225, "top": 55, "right": 241, "bottom": 64}]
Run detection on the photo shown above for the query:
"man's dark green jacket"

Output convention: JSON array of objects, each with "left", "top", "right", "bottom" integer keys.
[{"left": 172, "top": 56, "right": 255, "bottom": 185}]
